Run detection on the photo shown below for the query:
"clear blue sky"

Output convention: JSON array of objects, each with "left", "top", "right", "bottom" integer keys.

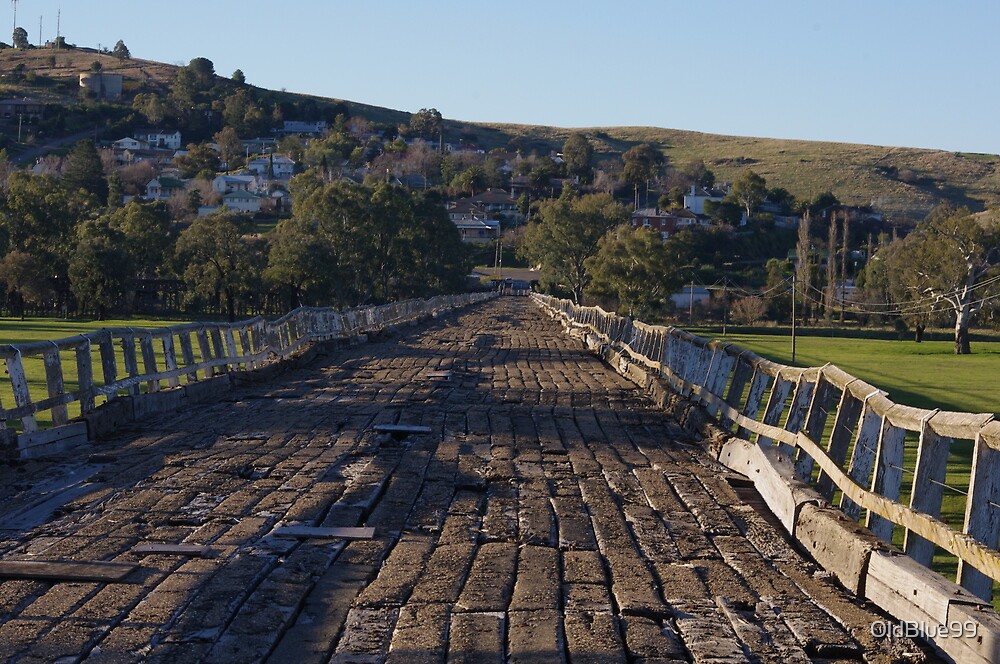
[{"left": 10, "top": 0, "right": 1000, "bottom": 154}]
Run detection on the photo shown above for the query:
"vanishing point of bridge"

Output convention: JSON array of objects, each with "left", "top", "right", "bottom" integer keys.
[{"left": 0, "top": 298, "right": 932, "bottom": 662}]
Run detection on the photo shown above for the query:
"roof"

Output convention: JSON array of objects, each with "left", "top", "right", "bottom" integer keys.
[{"left": 224, "top": 190, "right": 261, "bottom": 200}]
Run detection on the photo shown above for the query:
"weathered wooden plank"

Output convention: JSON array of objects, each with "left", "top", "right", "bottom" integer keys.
[
  {"left": 817, "top": 387, "right": 863, "bottom": 500},
  {"left": 7, "top": 350, "right": 37, "bottom": 433},
  {"left": 76, "top": 339, "right": 96, "bottom": 413},
  {"left": 958, "top": 422, "right": 1000, "bottom": 600},
  {"left": 905, "top": 415, "right": 950, "bottom": 566},
  {"left": 177, "top": 331, "right": 198, "bottom": 383},
  {"left": 161, "top": 333, "right": 180, "bottom": 388},
  {"left": 794, "top": 372, "right": 836, "bottom": 480},
  {"left": 841, "top": 397, "right": 886, "bottom": 520},
  {"left": 132, "top": 543, "right": 213, "bottom": 557},
  {"left": 121, "top": 333, "right": 141, "bottom": 397},
  {"left": 375, "top": 424, "right": 433, "bottom": 435},
  {"left": 139, "top": 332, "right": 159, "bottom": 393},
  {"left": 272, "top": 526, "right": 376, "bottom": 540},
  {"left": 737, "top": 366, "right": 771, "bottom": 440},
  {"left": 0, "top": 560, "right": 137, "bottom": 582},
  {"left": 196, "top": 328, "right": 215, "bottom": 377},
  {"left": 98, "top": 332, "right": 118, "bottom": 401},
  {"left": 43, "top": 345, "right": 69, "bottom": 426},
  {"left": 867, "top": 422, "right": 907, "bottom": 543},
  {"left": 757, "top": 375, "right": 793, "bottom": 447}
]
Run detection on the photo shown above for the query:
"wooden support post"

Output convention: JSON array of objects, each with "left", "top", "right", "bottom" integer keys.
[
  {"left": 42, "top": 345, "right": 68, "bottom": 426},
  {"left": 161, "top": 333, "right": 180, "bottom": 388},
  {"left": 224, "top": 328, "right": 239, "bottom": 371},
  {"left": 139, "top": 333, "right": 159, "bottom": 393},
  {"left": 905, "top": 413, "right": 950, "bottom": 567},
  {"left": 76, "top": 340, "right": 95, "bottom": 413},
  {"left": 958, "top": 423, "right": 1000, "bottom": 601},
  {"left": 841, "top": 396, "right": 887, "bottom": 521},
  {"left": 795, "top": 372, "right": 836, "bottom": 481},
  {"left": 8, "top": 350, "right": 38, "bottom": 433},
  {"left": 98, "top": 332, "right": 118, "bottom": 401},
  {"left": 866, "top": 422, "right": 907, "bottom": 543},
  {"left": 817, "top": 387, "right": 864, "bottom": 500},
  {"left": 737, "top": 366, "right": 771, "bottom": 441},
  {"left": 195, "top": 329, "right": 213, "bottom": 377},
  {"left": 757, "top": 375, "right": 794, "bottom": 447},
  {"left": 121, "top": 334, "right": 140, "bottom": 397},
  {"left": 177, "top": 332, "right": 197, "bottom": 383}
]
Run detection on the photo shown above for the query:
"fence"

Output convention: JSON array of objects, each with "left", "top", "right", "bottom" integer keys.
[
  {"left": 0, "top": 293, "right": 494, "bottom": 450},
  {"left": 532, "top": 293, "right": 1000, "bottom": 603}
]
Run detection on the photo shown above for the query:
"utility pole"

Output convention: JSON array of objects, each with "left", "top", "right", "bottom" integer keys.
[
  {"left": 791, "top": 271, "right": 797, "bottom": 364},
  {"left": 722, "top": 283, "right": 728, "bottom": 336},
  {"left": 688, "top": 281, "right": 694, "bottom": 325}
]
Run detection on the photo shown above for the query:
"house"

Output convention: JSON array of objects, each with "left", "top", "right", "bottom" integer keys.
[
  {"left": 145, "top": 177, "right": 186, "bottom": 201},
  {"left": 683, "top": 185, "right": 728, "bottom": 215},
  {"left": 213, "top": 174, "right": 258, "bottom": 194},
  {"left": 452, "top": 218, "right": 499, "bottom": 244},
  {"left": 246, "top": 155, "right": 295, "bottom": 179},
  {"left": 134, "top": 129, "right": 182, "bottom": 150},
  {"left": 119, "top": 148, "right": 176, "bottom": 167},
  {"left": 446, "top": 199, "right": 490, "bottom": 222},
  {"left": 0, "top": 98, "right": 44, "bottom": 119},
  {"left": 113, "top": 137, "right": 148, "bottom": 151},
  {"left": 280, "top": 120, "right": 327, "bottom": 136},
  {"left": 631, "top": 208, "right": 709, "bottom": 240},
  {"left": 670, "top": 285, "right": 711, "bottom": 309},
  {"left": 222, "top": 190, "right": 262, "bottom": 214}
]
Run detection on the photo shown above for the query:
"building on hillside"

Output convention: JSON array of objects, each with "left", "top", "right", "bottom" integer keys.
[
  {"left": 0, "top": 98, "right": 44, "bottom": 119},
  {"left": 134, "top": 129, "right": 183, "bottom": 150},
  {"left": 246, "top": 155, "right": 295, "bottom": 179},
  {"left": 683, "top": 184, "right": 728, "bottom": 215},
  {"left": 280, "top": 120, "right": 327, "bottom": 136},
  {"left": 631, "top": 207, "right": 710, "bottom": 240},
  {"left": 79, "top": 73, "right": 123, "bottom": 101},
  {"left": 145, "top": 177, "right": 186, "bottom": 201},
  {"left": 113, "top": 137, "right": 148, "bottom": 151},
  {"left": 213, "top": 174, "right": 259, "bottom": 194},
  {"left": 452, "top": 218, "right": 499, "bottom": 243},
  {"left": 222, "top": 190, "right": 263, "bottom": 214},
  {"left": 670, "top": 285, "right": 711, "bottom": 309}
]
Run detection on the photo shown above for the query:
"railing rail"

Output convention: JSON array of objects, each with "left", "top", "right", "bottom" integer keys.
[
  {"left": 532, "top": 292, "right": 1000, "bottom": 601},
  {"left": 0, "top": 293, "right": 494, "bottom": 435}
]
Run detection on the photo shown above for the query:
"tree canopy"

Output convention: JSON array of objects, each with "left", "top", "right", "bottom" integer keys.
[
  {"left": 586, "top": 225, "right": 682, "bottom": 319},
  {"left": 562, "top": 133, "right": 594, "bottom": 183},
  {"left": 520, "top": 191, "right": 628, "bottom": 304}
]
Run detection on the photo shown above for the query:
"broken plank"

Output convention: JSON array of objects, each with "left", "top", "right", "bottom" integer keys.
[
  {"left": 0, "top": 559, "right": 137, "bottom": 582},
  {"left": 272, "top": 526, "right": 376, "bottom": 540},
  {"left": 374, "top": 424, "right": 433, "bottom": 435},
  {"left": 132, "top": 543, "right": 214, "bottom": 557}
]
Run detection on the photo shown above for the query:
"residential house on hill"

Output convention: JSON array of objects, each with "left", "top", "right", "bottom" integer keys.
[
  {"left": 221, "top": 190, "right": 262, "bottom": 214},
  {"left": 0, "top": 98, "right": 44, "bottom": 119},
  {"left": 683, "top": 185, "right": 728, "bottom": 215},
  {"left": 213, "top": 174, "right": 259, "bottom": 195},
  {"left": 453, "top": 218, "right": 499, "bottom": 243},
  {"left": 246, "top": 155, "right": 295, "bottom": 179},
  {"left": 134, "top": 129, "right": 182, "bottom": 150},
  {"left": 280, "top": 120, "right": 328, "bottom": 136},
  {"left": 144, "top": 176, "right": 186, "bottom": 201},
  {"left": 631, "top": 207, "right": 708, "bottom": 240}
]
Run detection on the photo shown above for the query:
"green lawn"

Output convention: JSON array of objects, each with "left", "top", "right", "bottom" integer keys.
[
  {"left": 718, "top": 331, "right": 1000, "bottom": 416},
  {"left": 709, "top": 329, "right": 999, "bottom": 590}
]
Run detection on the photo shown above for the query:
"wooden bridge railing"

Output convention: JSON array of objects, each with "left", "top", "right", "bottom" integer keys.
[
  {"left": 533, "top": 293, "right": 1000, "bottom": 601},
  {"left": 0, "top": 293, "right": 494, "bottom": 437}
]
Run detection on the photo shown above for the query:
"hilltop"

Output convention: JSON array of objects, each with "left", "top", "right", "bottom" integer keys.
[{"left": 1, "top": 46, "right": 997, "bottom": 220}]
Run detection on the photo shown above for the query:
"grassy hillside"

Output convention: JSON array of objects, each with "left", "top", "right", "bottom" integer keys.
[
  {"left": 1, "top": 46, "right": 997, "bottom": 221},
  {"left": 476, "top": 123, "right": 1000, "bottom": 222}
]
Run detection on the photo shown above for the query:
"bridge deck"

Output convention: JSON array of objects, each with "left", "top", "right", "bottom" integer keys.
[{"left": 0, "top": 298, "right": 927, "bottom": 663}]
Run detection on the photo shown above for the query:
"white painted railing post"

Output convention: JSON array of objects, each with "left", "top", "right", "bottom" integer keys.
[{"left": 958, "top": 422, "right": 1000, "bottom": 601}]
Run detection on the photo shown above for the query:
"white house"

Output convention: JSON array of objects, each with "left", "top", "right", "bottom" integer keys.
[
  {"left": 134, "top": 129, "right": 182, "bottom": 150},
  {"left": 246, "top": 155, "right": 295, "bottom": 179},
  {"left": 145, "top": 177, "right": 185, "bottom": 201},
  {"left": 281, "top": 120, "right": 327, "bottom": 135},
  {"left": 212, "top": 174, "right": 257, "bottom": 194},
  {"left": 113, "top": 137, "right": 148, "bottom": 151},
  {"left": 222, "top": 190, "right": 262, "bottom": 214},
  {"left": 683, "top": 185, "right": 727, "bottom": 215},
  {"left": 670, "top": 285, "right": 711, "bottom": 309}
]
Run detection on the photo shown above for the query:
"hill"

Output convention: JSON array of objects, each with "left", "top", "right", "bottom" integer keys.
[{"left": 1, "top": 46, "right": 997, "bottom": 221}]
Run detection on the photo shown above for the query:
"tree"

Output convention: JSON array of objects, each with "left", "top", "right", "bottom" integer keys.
[
  {"left": 520, "top": 191, "right": 628, "bottom": 304},
  {"left": 586, "top": 226, "right": 682, "bottom": 319},
  {"left": 214, "top": 127, "right": 243, "bottom": 170},
  {"left": 264, "top": 217, "right": 333, "bottom": 309},
  {"left": 112, "top": 40, "right": 130, "bottom": 61},
  {"left": 0, "top": 172, "right": 78, "bottom": 269},
  {"left": 621, "top": 144, "right": 664, "bottom": 187},
  {"left": 69, "top": 224, "right": 132, "bottom": 320},
  {"left": 408, "top": 108, "right": 443, "bottom": 143},
  {"left": 727, "top": 170, "right": 767, "bottom": 222},
  {"left": 0, "top": 251, "right": 52, "bottom": 319},
  {"left": 175, "top": 212, "right": 258, "bottom": 322},
  {"left": 795, "top": 213, "right": 814, "bottom": 322},
  {"left": 62, "top": 139, "right": 109, "bottom": 205},
  {"left": 11, "top": 27, "right": 28, "bottom": 49},
  {"left": 731, "top": 296, "right": 768, "bottom": 325},
  {"left": 232, "top": 69, "right": 246, "bottom": 85},
  {"left": 104, "top": 201, "right": 172, "bottom": 278},
  {"left": 562, "top": 133, "right": 594, "bottom": 182},
  {"left": 882, "top": 206, "right": 1000, "bottom": 354},
  {"left": 174, "top": 143, "right": 221, "bottom": 179},
  {"left": 90, "top": 60, "right": 103, "bottom": 73}
]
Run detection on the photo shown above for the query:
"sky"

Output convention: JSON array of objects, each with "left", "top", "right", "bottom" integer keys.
[{"left": 8, "top": 0, "right": 1000, "bottom": 154}]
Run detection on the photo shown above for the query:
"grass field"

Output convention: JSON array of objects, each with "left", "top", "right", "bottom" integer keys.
[{"left": 710, "top": 328, "right": 999, "bottom": 588}]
